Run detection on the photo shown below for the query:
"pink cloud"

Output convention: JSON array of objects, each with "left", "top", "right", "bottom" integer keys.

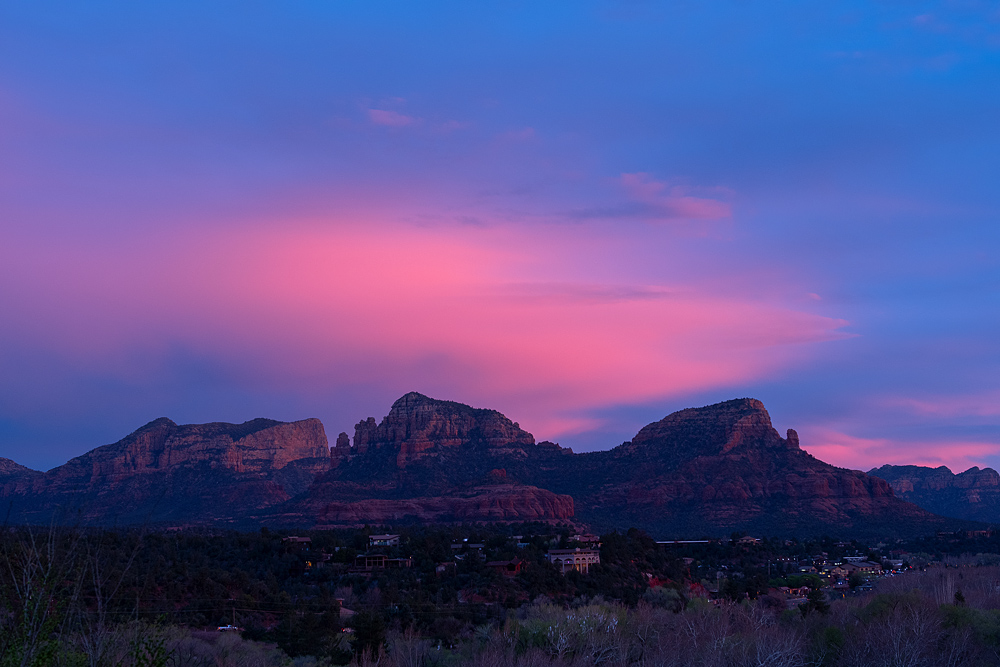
[
  {"left": 0, "top": 220, "right": 849, "bottom": 444},
  {"left": 619, "top": 172, "right": 731, "bottom": 221},
  {"left": 798, "top": 426, "right": 1000, "bottom": 473},
  {"left": 880, "top": 391, "right": 1000, "bottom": 418},
  {"left": 367, "top": 109, "right": 420, "bottom": 127}
]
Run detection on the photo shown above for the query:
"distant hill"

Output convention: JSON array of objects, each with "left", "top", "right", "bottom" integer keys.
[
  {"left": 0, "top": 393, "right": 968, "bottom": 537},
  {"left": 868, "top": 464, "right": 1000, "bottom": 523},
  {"left": 0, "top": 417, "right": 331, "bottom": 525}
]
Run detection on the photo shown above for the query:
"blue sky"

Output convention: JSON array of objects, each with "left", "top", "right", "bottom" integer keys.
[{"left": 0, "top": 1, "right": 998, "bottom": 472}]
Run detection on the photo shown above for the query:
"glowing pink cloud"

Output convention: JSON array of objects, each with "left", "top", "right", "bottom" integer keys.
[
  {"left": 367, "top": 109, "right": 420, "bottom": 127},
  {"left": 799, "top": 426, "right": 1000, "bottom": 473},
  {"left": 0, "top": 219, "right": 849, "bottom": 444},
  {"left": 619, "top": 172, "right": 731, "bottom": 221}
]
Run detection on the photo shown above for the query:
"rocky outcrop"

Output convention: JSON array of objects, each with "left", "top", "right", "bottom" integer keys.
[
  {"left": 352, "top": 392, "right": 535, "bottom": 467},
  {"left": 868, "top": 465, "right": 1000, "bottom": 523},
  {"left": 280, "top": 393, "right": 573, "bottom": 525},
  {"left": 281, "top": 394, "right": 950, "bottom": 538},
  {"left": 2, "top": 417, "right": 330, "bottom": 525},
  {"left": 563, "top": 398, "right": 927, "bottom": 537},
  {"left": 0, "top": 458, "right": 42, "bottom": 498}
]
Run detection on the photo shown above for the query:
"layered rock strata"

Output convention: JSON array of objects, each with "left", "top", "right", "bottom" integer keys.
[
  {"left": 868, "top": 465, "right": 1000, "bottom": 523},
  {"left": 286, "top": 394, "right": 947, "bottom": 537},
  {"left": 1, "top": 417, "right": 330, "bottom": 525},
  {"left": 0, "top": 393, "right": 964, "bottom": 536}
]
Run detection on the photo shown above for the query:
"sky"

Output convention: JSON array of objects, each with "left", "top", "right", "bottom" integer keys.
[{"left": 0, "top": 1, "right": 998, "bottom": 474}]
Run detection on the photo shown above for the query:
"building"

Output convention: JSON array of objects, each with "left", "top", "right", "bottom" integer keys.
[
  {"left": 547, "top": 548, "right": 600, "bottom": 574},
  {"left": 351, "top": 554, "right": 414, "bottom": 572},
  {"left": 844, "top": 561, "right": 882, "bottom": 576},
  {"left": 281, "top": 536, "right": 312, "bottom": 550},
  {"left": 824, "top": 565, "right": 848, "bottom": 579},
  {"left": 435, "top": 562, "right": 456, "bottom": 575},
  {"left": 487, "top": 559, "right": 525, "bottom": 578},
  {"left": 369, "top": 534, "right": 401, "bottom": 548}
]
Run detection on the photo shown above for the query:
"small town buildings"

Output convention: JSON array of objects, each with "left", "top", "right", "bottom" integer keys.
[
  {"left": 281, "top": 536, "right": 312, "bottom": 551},
  {"left": 351, "top": 554, "right": 414, "bottom": 571},
  {"left": 845, "top": 561, "right": 882, "bottom": 575},
  {"left": 369, "top": 534, "right": 401, "bottom": 548},
  {"left": 547, "top": 548, "right": 600, "bottom": 574},
  {"left": 487, "top": 559, "right": 526, "bottom": 578}
]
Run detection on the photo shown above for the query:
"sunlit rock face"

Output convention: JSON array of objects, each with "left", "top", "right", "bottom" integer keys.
[
  {"left": 869, "top": 464, "right": 1000, "bottom": 523},
  {"left": 0, "top": 417, "right": 331, "bottom": 525}
]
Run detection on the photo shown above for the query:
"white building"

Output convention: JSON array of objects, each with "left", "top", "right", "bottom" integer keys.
[{"left": 547, "top": 548, "right": 600, "bottom": 574}]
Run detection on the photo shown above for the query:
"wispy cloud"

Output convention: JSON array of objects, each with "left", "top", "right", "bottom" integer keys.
[
  {"left": 799, "top": 426, "right": 1000, "bottom": 474},
  {"left": 500, "top": 127, "right": 536, "bottom": 142},
  {"left": 881, "top": 391, "right": 1000, "bottom": 419},
  {"left": 573, "top": 173, "right": 731, "bottom": 222},
  {"left": 0, "top": 222, "right": 849, "bottom": 450},
  {"left": 367, "top": 109, "right": 420, "bottom": 127}
]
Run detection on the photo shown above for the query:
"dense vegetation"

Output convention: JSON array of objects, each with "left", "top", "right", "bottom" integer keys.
[{"left": 5, "top": 522, "right": 1000, "bottom": 665}]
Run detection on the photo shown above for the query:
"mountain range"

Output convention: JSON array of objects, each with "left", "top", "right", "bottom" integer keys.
[
  {"left": 868, "top": 464, "right": 1000, "bottom": 524},
  {"left": 0, "top": 393, "right": 982, "bottom": 537}
]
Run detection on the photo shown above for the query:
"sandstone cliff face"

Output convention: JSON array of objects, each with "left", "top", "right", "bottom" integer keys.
[
  {"left": 352, "top": 392, "right": 535, "bottom": 467},
  {"left": 283, "top": 394, "right": 947, "bottom": 538},
  {"left": 0, "top": 457, "right": 42, "bottom": 497},
  {"left": 868, "top": 465, "right": 1000, "bottom": 523},
  {"left": 3, "top": 417, "right": 330, "bottom": 525},
  {"left": 569, "top": 398, "right": 921, "bottom": 536},
  {"left": 0, "top": 394, "right": 961, "bottom": 536},
  {"left": 283, "top": 393, "right": 573, "bottom": 525}
]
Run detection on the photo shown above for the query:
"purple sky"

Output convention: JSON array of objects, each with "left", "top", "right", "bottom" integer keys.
[{"left": 1, "top": 1, "right": 998, "bottom": 473}]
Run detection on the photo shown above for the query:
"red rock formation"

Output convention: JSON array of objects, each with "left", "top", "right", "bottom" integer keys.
[
  {"left": 351, "top": 392, "right": 534, "bottom": 467},
  {"left": 869, "top": 465, "right": 1000, "bottom": 522},
  {"left": 310, "top": 484, "right": 574, "bottom": 527},
  {"left": 581, "top": 399, "right": 935, "bottom": 536},
  {"left": 281, "top": 394, "right": 947, "bottom": 537},
  {"left": 0, "top": 457, "right": 42, "bottom": 497},
  {"left": 4, "top": 417, "right": 330, "bottom": 525},
  {"left": 0, "top": 393, "right": 962, "bottom": 536}
]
